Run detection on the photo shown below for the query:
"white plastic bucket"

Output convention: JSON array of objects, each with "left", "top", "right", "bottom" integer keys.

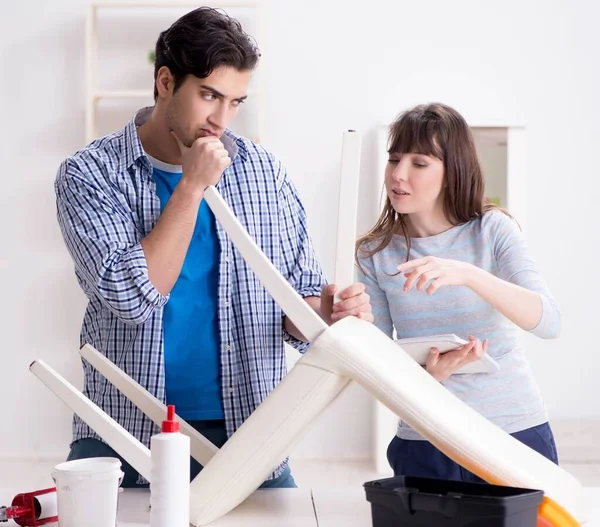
[{"left": 51, "top": 457, "right": 124, "bottom": 527}]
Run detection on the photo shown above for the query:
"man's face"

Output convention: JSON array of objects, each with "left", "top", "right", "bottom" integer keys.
[{"left": 165, "top": 66, "right": 251, "bottom": 147}]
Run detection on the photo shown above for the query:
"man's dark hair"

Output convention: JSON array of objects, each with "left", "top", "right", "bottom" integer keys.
[{"left": 153, "top": 7, "right": 261, "bottom": 100}]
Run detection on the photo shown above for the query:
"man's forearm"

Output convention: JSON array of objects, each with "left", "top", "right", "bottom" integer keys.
[
  {"left": 141, "top": 179, "right": 204, "bottom": 296},
  {"left": 283, "top": 296, "right": 323, "bottom": 342}
]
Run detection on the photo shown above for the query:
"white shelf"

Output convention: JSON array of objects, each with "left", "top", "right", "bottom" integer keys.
[
  {"left": 93, "top": 89, "right": 259, "bottom": 101},
  {"left": 91, "top": 0, "right": 261, "bottom": 7},
  {"left": 94, "top": 89, "right": 153, "bottom": 100},
  {"left": 85, "top": 1, "right": 264, "bottom": 143}
]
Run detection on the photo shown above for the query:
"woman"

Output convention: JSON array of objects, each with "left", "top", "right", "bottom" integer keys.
[{"left": 355, "top": 103, "right": 560, "bottom": 482}]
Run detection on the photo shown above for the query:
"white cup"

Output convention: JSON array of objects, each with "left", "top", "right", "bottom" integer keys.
[{"left": 51, "top": 457, "right": 124, "bottom": 527}]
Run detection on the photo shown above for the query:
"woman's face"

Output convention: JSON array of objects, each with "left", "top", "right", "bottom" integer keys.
[{"left": 385, "top": 151, "right": 445, "bottom": 216}]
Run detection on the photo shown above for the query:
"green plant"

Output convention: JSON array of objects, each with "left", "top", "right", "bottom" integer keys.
[{"left": 147, "top": 50, "right": 155, "bottom": 65}]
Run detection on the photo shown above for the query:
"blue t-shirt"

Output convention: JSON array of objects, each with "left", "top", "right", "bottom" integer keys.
[{"left": 147, "top": 154, "right": 223, "bottom": 420}]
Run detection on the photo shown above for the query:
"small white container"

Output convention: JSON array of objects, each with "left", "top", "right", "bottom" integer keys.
[
  {"left": 150, "top": 404, "right": 190, "bottom": 527},
  {"left": 51, "top": 457, "right": 123, "bottom": 527}
]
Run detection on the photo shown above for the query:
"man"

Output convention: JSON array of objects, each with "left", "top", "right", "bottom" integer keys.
[{"left": 55, "top": 7, "right": 372, "bottom": 488}]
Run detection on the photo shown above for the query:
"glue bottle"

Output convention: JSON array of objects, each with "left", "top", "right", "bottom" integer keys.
[{"left": 150, "top": 405, "right": 190, "bottom": 527}]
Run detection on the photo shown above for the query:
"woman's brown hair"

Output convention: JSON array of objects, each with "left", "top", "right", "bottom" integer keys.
[{"left": 356, "top": 103, "right": 508, "bottom": 265}]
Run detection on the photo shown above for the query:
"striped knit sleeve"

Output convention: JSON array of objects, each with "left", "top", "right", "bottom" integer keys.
[{"left": 484, "top": 211, "right": 561, "bottom": 338}]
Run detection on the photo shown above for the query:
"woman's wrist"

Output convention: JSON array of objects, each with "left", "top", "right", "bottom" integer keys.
[{"left": 462, "top": 261, "right": 486, "bottom": 290}]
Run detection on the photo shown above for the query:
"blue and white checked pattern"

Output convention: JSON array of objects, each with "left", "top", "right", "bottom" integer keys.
[{"left": 55, "top": 108, "right": 326, "bottom": 481}]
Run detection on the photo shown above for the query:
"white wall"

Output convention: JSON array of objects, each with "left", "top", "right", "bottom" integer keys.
[{"left": 1, "top": 0, "right": 599, "bottom": 461}]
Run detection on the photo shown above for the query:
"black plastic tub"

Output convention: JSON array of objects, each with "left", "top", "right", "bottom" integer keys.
[{"left": 363, "top": 475, "right": 544, "bottom": 527}]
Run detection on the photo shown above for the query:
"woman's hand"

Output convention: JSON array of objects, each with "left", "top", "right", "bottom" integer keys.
[
  {"left": 425, "top": 336, "right": 488, "bottom": 382},
  {"left": 397, "top": 257, "right": 475, "bottom": 295}
]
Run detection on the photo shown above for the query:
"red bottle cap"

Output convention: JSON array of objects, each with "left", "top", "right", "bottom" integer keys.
[{"left": 161, "top": 405, "right": 180, "bottom": 433}]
